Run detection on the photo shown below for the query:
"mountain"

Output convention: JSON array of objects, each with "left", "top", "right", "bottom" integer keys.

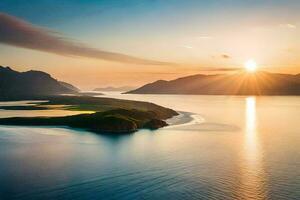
[
  {"left": 0, "top": 66, "right": 78, "bottom": 100},
  {"left": 59, "top": 81, "right": 80, "bottom": 92},
  {"left": 127, "top": 71, "right": 300, "bottom": 95},
  {"left": 94, "top": 86, "right": 135, "bottom": 92}
]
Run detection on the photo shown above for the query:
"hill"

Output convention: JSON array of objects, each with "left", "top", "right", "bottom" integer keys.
[
  {"left": 0, "top": 66, "right": 78, "bottom": 100},
  {"left": 127, "top": 71, "right": 300, "bottom": 95},
  {"left": 0, "top": 109, "right": 170, "bottom": 133},
  {"left": 59, "top": 81, "right": 80, "bottom": 92},
  {"left": 0, "top": 96, "right": 178, "bottom": 133}
]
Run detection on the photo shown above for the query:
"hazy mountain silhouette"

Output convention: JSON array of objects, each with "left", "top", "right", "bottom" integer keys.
[
  {"left": 0, "top": 66, "right": 78, "bottom": 100},
  {"left": 94, "top": 86, "right": 135, "bottom": 92},
  {"left": 127, "top": 71, "right": 300, "bottom": 95}
]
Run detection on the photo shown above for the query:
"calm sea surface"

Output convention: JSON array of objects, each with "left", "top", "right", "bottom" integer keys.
[{"left": 0, "top": 94, "right": 299, "bottom": 200}]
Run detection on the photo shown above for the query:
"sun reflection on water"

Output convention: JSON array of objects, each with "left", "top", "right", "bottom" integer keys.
[
  {"left": 240, "top": 97, "right": 268, "bottom": 200},
  {"left": 246, "top": 97, "right": 257, "bottom": 156}
]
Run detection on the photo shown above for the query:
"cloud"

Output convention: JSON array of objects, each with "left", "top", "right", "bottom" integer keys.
[
  {"left": 197, "top": 36, "right": 212, "bottom": 40},
  {"left": 279, "top": 23, "right": 296, "bottom": 29},
  {"left": 0, "top": 12, "right": 172, "bottom": 65},
  {"left": 221, "top": 54, "right": 231, "bottom": 59}
]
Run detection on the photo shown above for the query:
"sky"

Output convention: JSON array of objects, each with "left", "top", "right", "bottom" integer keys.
[{"left": 0, "top": 0, "right": 299, "bottom": 89}]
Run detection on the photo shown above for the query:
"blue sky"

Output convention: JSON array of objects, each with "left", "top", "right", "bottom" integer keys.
[{"left": 1, "top": 0, "right": 298, "bottom": 36}]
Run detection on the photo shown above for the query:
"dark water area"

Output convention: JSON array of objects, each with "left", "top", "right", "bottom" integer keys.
[{"left": 0, "top": 95, "right": 299, "bottom": 199}]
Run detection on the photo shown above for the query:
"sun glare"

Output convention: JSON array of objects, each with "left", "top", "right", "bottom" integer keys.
[{"left": 244, "top": 60, "right": 257, "bottom": 72}]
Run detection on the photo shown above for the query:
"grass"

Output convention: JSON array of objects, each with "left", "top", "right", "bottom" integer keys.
[{"left": 0, "top": 95, "right": 178, "bottom": 134}]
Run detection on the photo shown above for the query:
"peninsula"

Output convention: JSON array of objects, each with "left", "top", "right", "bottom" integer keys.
[{"left": 0, "top": 96, "right": 178, "bottom": 133}]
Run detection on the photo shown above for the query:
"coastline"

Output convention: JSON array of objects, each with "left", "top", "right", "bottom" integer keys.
[
  {"left": 165, "top": 111, "right": 239, "bottom": 132},
  {"left": 166, "top": 111, "right": 205, "bottom": 128},
  {"left": 0, "top": 96, "right": 179, "bottom": 134}
]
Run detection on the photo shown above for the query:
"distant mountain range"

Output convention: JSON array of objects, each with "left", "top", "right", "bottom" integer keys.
[
  {"left": 94, "top": 86, "right": 135, "bottom": 92},
  {"left": 127, "top": 71, "right": 300, "bottom": 95},
  {"left": 0, "top": 66, "right": 79, "bottom": 100}
]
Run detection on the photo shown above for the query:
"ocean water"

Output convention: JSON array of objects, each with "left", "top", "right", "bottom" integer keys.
[{"left": 0, "top": 94, "right": 299, "bottom": 200}]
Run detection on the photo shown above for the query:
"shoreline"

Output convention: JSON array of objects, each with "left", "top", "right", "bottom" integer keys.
[{"left": 165, "top": 111, "right": 205, "bottom": 128}]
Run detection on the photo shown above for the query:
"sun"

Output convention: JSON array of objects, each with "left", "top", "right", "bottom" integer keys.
[{"left": 244, "top": 59, "right": 257, "bottom": 72}]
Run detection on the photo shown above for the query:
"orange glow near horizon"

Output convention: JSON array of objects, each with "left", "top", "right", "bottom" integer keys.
[{"left": 0, "top": 4, "right": 299, "bottom": 89}]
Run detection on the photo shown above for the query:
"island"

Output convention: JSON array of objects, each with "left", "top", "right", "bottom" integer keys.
[{"left": 0, "top": 96, "right": 178, "bottom": 134}]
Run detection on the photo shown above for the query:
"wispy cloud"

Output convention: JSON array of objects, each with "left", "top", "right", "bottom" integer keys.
[
  {"left": 197, "top": 36, "right": 213, "bottom": 40},
  {"left": 279, "top": 23, "right": 296, "bottom": 29},
  {"left": 181, "top": 45, "right": 193, "bottom": 49},
  {"left": 0, "top": 12, "right": 172, "bottom": 65}
]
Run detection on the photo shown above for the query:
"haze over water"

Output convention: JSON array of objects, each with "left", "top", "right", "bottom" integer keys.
[{"left": 0, "top": 94, "right": 299, "bottom": 199}]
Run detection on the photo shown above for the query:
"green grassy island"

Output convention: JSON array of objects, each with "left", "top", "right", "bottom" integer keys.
[{"left": 0, "top": 96, "right": 178, "bottom": 134}]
